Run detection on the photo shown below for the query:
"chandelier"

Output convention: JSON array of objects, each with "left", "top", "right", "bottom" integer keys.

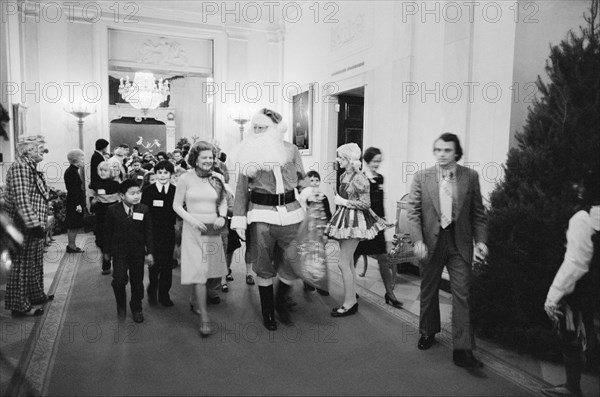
[{"left": 118, "top": 72, "right": 170, "bottom": 114}]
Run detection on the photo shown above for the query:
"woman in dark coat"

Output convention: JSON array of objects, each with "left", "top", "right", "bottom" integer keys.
[
  {"left": 354, "top": 147, "right": 403, "bottom": 309},
  {"left": 64, "top": 149, "right": 86, "bottom": 253}
]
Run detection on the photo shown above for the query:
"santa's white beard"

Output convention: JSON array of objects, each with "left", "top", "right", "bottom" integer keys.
[{"left": 232, "top": 127, "right": 290, "bottom": 176}]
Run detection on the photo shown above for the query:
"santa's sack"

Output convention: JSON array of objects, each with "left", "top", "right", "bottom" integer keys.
[{"left": 291, "top": 199, "right": 329, "bottom": 291}]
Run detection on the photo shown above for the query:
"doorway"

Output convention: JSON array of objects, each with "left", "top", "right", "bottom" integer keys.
[{"left": 336, "top": 87, "right": 365, "bottom": 187}]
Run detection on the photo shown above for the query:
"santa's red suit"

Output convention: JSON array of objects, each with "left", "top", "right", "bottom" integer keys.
[{"left": 231, "top": 108, "right": 306, "bottom": 330}]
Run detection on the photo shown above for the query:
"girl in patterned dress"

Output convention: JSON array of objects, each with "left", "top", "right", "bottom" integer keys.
[{"left": 325, "top": 143, "right": 386, "bottom": 317}]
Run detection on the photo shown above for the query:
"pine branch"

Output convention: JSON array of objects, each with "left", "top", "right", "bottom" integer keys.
[{"left": 584, "top": 0, "right": 599, "bottom": 38}]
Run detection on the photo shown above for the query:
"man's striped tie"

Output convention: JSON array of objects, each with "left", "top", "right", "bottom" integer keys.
[{"left": 440, "top": 172, "right": 453, "bottom": 229}]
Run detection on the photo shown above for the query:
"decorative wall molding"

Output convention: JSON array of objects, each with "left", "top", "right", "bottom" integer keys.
[
  {"left": 331, "top": 13, "right": 366, "bottom": 51},
  {"left": 136, "top": 37, "right": 189, "bottom": 66}
]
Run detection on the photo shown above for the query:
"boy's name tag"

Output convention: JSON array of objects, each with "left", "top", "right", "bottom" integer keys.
[
  {"left": 153, "top": 200, "right": 164, "bottom": 207},
  {"left": 97, "top": 189, "right": 106, "bottom": 195},
  {"left": 137, "top": 175, "right": 143, "bottom": 180},
  {"left": 132, "top": 212, "right": 144, "bottom": 221}
]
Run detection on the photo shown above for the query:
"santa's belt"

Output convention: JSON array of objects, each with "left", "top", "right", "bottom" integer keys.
[{"left": 250, "top": 191, "right": 295, "bottom": 206}]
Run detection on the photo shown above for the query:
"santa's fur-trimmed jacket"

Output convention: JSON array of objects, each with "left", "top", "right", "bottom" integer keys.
[{"left": 231, "top": 142, "right": 306, "bottom": 229}]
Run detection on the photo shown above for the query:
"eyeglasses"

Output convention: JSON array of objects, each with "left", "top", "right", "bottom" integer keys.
[{"left": 17, "top": 135, "right": 45, "bottom": 144}]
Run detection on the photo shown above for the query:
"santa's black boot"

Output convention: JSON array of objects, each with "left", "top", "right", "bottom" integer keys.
[
  {"left": 258, "top": 285, "right": 277, "bottom": 331},
  {"left": 275, "top": 281, "right": 293, "bottom": 325}
]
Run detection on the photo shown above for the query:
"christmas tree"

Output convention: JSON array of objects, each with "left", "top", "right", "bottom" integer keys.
[{"left": 471, "top": 0, "right": 600, "bottom": 358}]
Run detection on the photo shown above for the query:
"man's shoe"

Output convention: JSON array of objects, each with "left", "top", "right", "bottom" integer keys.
[
  {"left": 31, "top": 294, "right": 55, "bottom": 305},
  {"left": 158, "top": 297, "right": 174, "bottom": 307},
  {"left": 541, "top": 384, "right": 583, "bottom": 397},
  {"left": 147, "top": 288, "right": 158, "bottom": 305},
  {"left": 417, "top": 335, "right": 436, "bottom": 350},
  {"left": 66, "top": 246, "right": 84, "bottom": 253},
  {"left": 207, "top": 296, "right": 221, "bottom": 305},
  {"left": 132, "top": 311, "right": 144, "bottom": 323},
  {"left": 11, "top": 308, "right": 44, "bottom": 317},
  {"left": 453, "top": 350, "right": 484, "bottom": 368},
  {"left": 246, "top": 274, "right": 255, "bottom": 285},
  {"left": 263, "top": 314, "right": 277, "bottom": 331},
  {"left": 117, "top": 307, "right": 127, "bottom": 320}
]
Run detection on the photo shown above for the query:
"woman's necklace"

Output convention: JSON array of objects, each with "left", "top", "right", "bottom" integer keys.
[{"left": 195, "top": 168, "right": 212, "bottom": 178}]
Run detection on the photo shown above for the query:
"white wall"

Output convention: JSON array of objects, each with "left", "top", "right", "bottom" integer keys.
[
  {"left": 1, "top": 3, "right": 283, "bottom": 192},
  {"left": 509, "top": 0, "right": 591, "bottom": 149},
  {"left": 2, "top": 0, "right": 588, "bottom": 205},
  {"left": 283, "top": 1, "right": 522, "bottom": 227}
]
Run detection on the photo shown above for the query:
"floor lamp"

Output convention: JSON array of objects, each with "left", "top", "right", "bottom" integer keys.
[
  {"left": 231, "top": 117, "right": 249, "bottom": 141},
  {"left": 65, "top": 104, "right": 95, "bottom": 207},
  {"left": 228, "top": 107, "right": 252, "bottom": 141}
]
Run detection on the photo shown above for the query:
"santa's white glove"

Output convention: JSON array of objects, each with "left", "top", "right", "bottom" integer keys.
[{"left": 334, "top": 194, "right": 348, "bottom": 207}]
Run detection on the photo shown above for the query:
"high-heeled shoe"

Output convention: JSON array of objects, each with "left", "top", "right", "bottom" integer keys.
[
  {"left": 331, "top": 302, "right": 358, "bottom": 317},
  {"left": 199, "top": 322, "right": 214, "bottom": 337},
  {"left": 384, "top": 293, "right": 403, "bottom": 309},
  {"left": 189, "top": 303, "right": 201, "bottom": 315}
]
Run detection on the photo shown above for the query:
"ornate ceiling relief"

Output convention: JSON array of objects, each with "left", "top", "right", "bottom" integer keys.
[
  {"left": 331, "top": 13, "right": 366, "bottom": 51},
  {"left": 136, "top": 38, "right": 189, "bottom": 67}
]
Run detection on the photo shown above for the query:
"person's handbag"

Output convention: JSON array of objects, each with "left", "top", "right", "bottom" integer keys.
[{"left": 202, "top": 223, "right": 225, "bottom": 236}]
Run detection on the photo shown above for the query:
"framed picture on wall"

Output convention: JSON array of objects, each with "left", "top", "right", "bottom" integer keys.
[
  {"left": 12, "top": 103, "right": 27, "bottom": 152},
  {"left": 292, "top": 85, "right": 313, "bottom": 155}
]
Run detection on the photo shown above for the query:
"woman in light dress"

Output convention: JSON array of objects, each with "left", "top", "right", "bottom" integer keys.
[{"left": 173, "top": 141, "right": 228, "bottom": 336}]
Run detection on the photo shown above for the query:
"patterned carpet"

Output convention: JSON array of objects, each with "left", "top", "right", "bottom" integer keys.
[{"left": 0, "top": 234, "right": 556, "bottom": 396}]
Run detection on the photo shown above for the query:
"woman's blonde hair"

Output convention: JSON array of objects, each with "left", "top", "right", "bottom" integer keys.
[{"left": 97, "top": 161, "right": 111, "bottom": 177}]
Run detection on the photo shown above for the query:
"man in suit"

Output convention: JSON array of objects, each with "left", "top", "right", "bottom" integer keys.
[
  {"left": 90, "top": 139, "right": 109, "bottom": 189},
  {"left": 407, "top": 132, "right": 488, "bottom": 368},
  {"left": 104, "top": 179, "right": 154, "bottom": 323}
]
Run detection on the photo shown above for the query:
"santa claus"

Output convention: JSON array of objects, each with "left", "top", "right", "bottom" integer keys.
[{"left": 231, "top": 108, "right": 306, "bottom": 330}]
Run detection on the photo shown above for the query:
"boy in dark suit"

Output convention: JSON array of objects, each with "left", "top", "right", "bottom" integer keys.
[
  {"left": 104, "top": 179, "right": 154, "bottom": 323},
  {"left": 127, "top": 158, "right": 147, "bottom": 186},
  {"left": 141, "top": 160, "right": 176, "bottom": 307}
]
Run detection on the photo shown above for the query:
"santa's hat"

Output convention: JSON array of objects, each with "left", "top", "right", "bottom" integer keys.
[{"left": 252, "top": 108, "right": 288, "bottom": 134}]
